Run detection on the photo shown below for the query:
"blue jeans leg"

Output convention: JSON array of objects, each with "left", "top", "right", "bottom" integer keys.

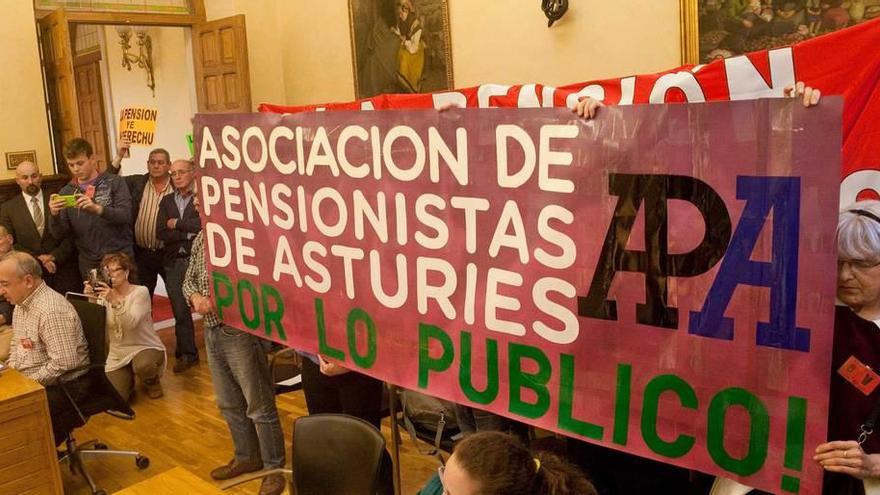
[
  {"left": 164, "top": 257, "right": 197, "bottom": 359},
  {"left": 205, "top": 325, "right": 286, "bottom": 469},
  {"left": 453, "top": 404, "right": 510, "bottom": 435}
]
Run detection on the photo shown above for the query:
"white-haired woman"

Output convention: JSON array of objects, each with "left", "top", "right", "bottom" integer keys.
[{"left": 814, "top": 200, "right": 880, "bottom": 495}]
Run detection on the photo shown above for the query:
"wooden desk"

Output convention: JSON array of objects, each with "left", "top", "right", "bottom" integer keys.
[
  {"left": 114, "top": 467, "right": 225, "bottom": 494},
  {"left": 0, "top": 368, "right": 63, "bottom": 494}
]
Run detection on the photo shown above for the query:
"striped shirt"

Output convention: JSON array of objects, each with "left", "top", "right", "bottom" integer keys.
[
  {"left": 181, "top": 231, "right": 221, "bottom": 329},
  {"left": 134, "top": 178, "right": 172, "bottom": 250},
  {"left": 7, "top": 282, "right": 89, "bottom": 385}
]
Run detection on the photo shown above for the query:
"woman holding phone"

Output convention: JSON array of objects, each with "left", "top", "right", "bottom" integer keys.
[{"left": 87, "top": 252, "right": 166, "bottom": 400}]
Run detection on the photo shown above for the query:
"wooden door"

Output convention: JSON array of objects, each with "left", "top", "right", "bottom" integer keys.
[
  {"left": 193, "top": 15, "right": 252, "bottom": 113},
  {"left": 38, "top": 9, "right": 80, "bottom": 161},
  {"left": 74, "top": 53, "right": 110, "bottom": 171}
]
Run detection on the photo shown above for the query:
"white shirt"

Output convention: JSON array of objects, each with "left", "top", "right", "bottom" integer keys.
[{"left": 22, "top": 191, "right": 45, "bottom": 227}]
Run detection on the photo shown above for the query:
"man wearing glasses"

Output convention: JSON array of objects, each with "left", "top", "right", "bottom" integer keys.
[
  {"left": 108, "top": 139, "right": 173, "bottom": 298},
  {"left": 156, "top": 160, "right": 201, "bottom": 373}
]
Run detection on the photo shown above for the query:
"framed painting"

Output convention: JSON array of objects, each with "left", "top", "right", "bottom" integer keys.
[
  {"left": 348, "top": 0, "right": 454, "bottom": 99},
  {"left": 681, "top": 0, "right": 880, "bottom": 64},
  {"left": 5, "top": 150, "right": 36, "bottom": 171}
]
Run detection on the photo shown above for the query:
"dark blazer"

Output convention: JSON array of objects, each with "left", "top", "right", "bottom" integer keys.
[
  {"left": 0, "top": 193, "right": 74, "bottom": 263},
  {"left": 156, "top": 192, "right": 201, "bottom": 263}
]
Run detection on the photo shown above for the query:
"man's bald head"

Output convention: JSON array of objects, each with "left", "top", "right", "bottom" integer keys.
[
  {"left": 15, "top": 161, "right": 41, "bottom": 196},
  {"left": 0, "top": 251, "right": 42, "bottom": 305}
]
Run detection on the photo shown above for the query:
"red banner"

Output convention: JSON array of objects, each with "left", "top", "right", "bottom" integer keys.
[
  {"left": 195, "top": 98, "right": 841, "bottom": 493},
  {"left": 260, "top": 18, "right": 880, "bottom": 208}
]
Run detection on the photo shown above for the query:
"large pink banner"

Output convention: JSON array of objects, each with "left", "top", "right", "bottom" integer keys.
[{"left": 194, "top": 97, "right": 840, "bottom": 494}]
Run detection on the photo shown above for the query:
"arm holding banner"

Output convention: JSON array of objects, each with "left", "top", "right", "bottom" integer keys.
[
  {"left": 784, "top": 82, "right": 822, "bottom": 107},
  {"left": 189, "top": 294, "right": 213, "bottom": 316},
  {"left": 573, "top": 96, "right": 605, "bottom": 119},
  {"left": 181, "top": 232, "right": 214, "bottom": 317},
  {"left": 106, "top": 138, "right": 130, "bottom": 175},
  {"left": 815, "top": 440, "right": 880, "bottom": 480},
  {"left": 318, "top": 354, "right": 350, "bottom": 377}
]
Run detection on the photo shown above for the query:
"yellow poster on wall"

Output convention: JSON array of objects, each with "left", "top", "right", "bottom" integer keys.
[{"left": 118, "top": 106, "right": 158, "bottom": 146}]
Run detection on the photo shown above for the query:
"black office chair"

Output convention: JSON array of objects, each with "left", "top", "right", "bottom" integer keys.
[
  {"left": 267, "top": 345, "right": 303, "bottom": 394},
  {"left": 220, "top": 414, "right": 394, "bottom": 495},
  {"left": 60, "top": 293, "right": 150, "bottom": 495}
]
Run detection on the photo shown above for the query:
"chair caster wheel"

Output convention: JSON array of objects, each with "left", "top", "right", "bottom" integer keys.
[
  {"left": 94, "top": 442, "right": 108, "bottom": 450},
  {"left": 136, "top": 455, "right": 150, "bottom": 469}
]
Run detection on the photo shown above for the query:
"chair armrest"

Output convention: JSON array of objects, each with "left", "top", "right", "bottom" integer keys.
[
  {"left": 65, "top": 292, "right": 99, "bottom": 303},
  {"left": 269, "top": 347, "right": 302, "bottom": 386},
  {"left": 58, "top": 380, "right": 87, "bottom": 424},
  {"left": 269, "top": 347, "right": 301, "bottom": 369},
  {"left": 218, "top": 468, "right": 291, "bottom": 490}
]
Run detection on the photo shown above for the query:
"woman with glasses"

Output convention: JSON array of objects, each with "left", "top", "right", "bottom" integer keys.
[
  {"left": 419, "top": 431, "right": 595, "bottom": 495},
  {"left": 813, "top": 201, "right": 880, "bottom": 494},
  {"left": 87, "top": 251, "right": 166, "bottom": 401}
]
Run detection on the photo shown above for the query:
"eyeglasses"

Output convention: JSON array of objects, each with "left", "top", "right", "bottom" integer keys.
[
  {"left": 103, "top": 266, "right": 126, "bottom": 274},
  {"left": 838, "top": 259, "right": 880, "bottom": 271},
  {"left": 437, "top": 466, "right": 449, "bottom": 495}
]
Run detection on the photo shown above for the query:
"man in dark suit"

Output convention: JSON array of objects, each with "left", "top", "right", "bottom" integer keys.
[
  {"left": 0, "top": 161, "right": 79, "bottom": 295},
  {"left": 157, "top": 159, "right": 201, "bottom": 373}
]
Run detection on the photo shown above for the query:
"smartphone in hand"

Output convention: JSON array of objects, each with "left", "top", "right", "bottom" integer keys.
[
  {"left": 88, "top": 269, "right": 112, "bottom": 289},
  {"left": 52, "top": 194, "right": 79, "bottom": 207}
]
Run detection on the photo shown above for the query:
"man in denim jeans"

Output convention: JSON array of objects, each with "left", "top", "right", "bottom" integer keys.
[
  {"left": 182, "top": 230, "right": 286, "bottom": 495},
  {"left": 156, "top": 159, "right": 200, "bottom": 373}
]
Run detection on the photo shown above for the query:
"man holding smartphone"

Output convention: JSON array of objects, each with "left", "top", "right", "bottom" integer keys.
[{"left": 48, "top": 138, "right": 134, "bottom": 280}]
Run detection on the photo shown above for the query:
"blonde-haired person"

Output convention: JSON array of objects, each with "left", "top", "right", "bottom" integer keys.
[
  {"left": 87, "top": 252, "right": 166, "bottom": 400},
  {"left": 420, "top": 431, "right": 596, "bottom": 495}
]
